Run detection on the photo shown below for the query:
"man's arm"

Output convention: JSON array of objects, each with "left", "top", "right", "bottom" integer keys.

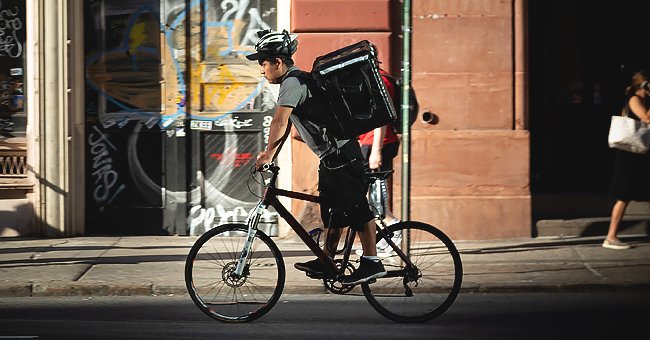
[
  {"left": 255, "top": 105, "right": 293, "bottom": 169},
  {"left": 368, "top": 126, "right": 386, "bottom": 170}
]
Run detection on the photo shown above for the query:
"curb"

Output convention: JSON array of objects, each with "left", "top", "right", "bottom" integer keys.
[
  {"left": 2, "top": 282, "right": 650, "bottom": 297},
  {"left": 0, "top": 282, "right": 187, "bottom": 297}
]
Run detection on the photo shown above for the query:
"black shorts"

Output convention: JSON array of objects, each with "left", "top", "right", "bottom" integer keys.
[{"left": 318, "top": 142, "right": 374, "bottom": 230}]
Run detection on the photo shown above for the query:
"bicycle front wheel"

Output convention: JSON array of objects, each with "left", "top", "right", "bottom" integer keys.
[
  {"left": 185, "top": 224, "right": 285, "bottom": 323},
  {"left": 362, "top": 221, "right": 463, "bottom": 323}
]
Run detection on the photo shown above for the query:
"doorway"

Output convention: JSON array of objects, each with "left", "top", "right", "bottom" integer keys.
[{"left": 529, "top": 1, "right": 650, "bottom": 232}]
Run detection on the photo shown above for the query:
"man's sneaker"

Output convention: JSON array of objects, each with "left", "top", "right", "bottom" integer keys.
[
  {"left": 341, "top": 257, "right": 386, "bottom": 286},
  {"left": 602, "top": 238, "right": 632, "bottom": 250},
  {"left": 294, "top": 258, "right": 325, "bottom": 275}
]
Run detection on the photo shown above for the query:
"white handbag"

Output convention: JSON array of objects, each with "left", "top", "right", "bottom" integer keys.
[{"left": 608, "top": 108, "right": 650, "bottom": 154}]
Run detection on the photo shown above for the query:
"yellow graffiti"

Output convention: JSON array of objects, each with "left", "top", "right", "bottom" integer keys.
[
  {"left": 192, "top": 63, "right": 242, "bottom": 111},
  {"left": 213, "top": 65, "right": 240, "bottom": 106},
  {"left": 129, "top": 22, "right": 147, "bottom": 55},
  {"left": 86, "top": 6, "right": 268, "bottom": 119}
]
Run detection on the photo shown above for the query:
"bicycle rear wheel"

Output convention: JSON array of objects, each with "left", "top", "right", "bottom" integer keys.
[
  {"left": 362, "top": 221, "right": 463, "bottom": 323},
  {"left": 185, "top": 224, "right": 285, "bottom": 323}
]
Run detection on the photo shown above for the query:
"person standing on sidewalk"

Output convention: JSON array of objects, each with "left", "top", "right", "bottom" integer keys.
[
  {"left": 248, "top": 29, "right": 386, "bottom": 285},
  {"left": 358, "top": 67, "right": 401, "bottom": 227},
  {"left": 357, "top": 61, "right": 402, "bottom": 256},
  {"left": 605, "top": 69, "right": 650, "bottom": 250}
]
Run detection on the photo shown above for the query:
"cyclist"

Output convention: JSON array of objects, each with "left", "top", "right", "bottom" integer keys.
[{"left": 247, "top": 29, "right": 386, "bottom": 285}]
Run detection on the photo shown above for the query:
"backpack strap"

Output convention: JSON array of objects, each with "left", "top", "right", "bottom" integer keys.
[{"left": 283, "top": 69, "right": 343, "bottom": 150}]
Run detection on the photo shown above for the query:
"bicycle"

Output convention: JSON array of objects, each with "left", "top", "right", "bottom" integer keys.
[{"left": 185, "top": 163, "right": 463, "bottom": 323}]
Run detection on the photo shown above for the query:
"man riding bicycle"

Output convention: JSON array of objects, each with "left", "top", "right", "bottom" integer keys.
[{"left": 247, "top": 30, "right": 386, "bottom": 285}]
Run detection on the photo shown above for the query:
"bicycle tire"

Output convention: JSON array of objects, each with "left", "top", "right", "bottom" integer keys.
[
  {"left": 361, "top": 221, "right": 463, "bottom": 323},
  {"left": 185, "top": 224, "right": 286, "bottom": 323}
]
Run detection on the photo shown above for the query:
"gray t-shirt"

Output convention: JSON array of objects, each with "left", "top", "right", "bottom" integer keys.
[{"left": 277, "top": 66, "right": 349, "bottom": 158}]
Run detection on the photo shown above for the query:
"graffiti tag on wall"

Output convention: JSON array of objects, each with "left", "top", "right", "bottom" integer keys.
[
  {"left": 188, "top": 204, "right": 278, "bottom": 235},
  {"left": 88, "top": 125, "right": 127, "bottom": 204},
  {"left": 0, "top": 2, "right": 23, "bottom": 59}
]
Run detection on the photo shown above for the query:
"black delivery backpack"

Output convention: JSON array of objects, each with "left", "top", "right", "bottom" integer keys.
[{"left": 310, "top": 40, "right": 397, "bottom": 139}]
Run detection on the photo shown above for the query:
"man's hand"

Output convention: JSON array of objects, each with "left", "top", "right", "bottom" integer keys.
[
  {"left": 255, "top": 151, "right": 272, "bottom": 170},
  {"left": 369, "top": 149, "right": 382, "bottom": 170}
]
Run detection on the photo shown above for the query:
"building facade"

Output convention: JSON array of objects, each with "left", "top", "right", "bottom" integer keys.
[{"left": 2, "top": 0, "right": 535, "bottom": 240}]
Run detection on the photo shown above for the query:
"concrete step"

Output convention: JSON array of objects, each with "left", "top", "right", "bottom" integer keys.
[
  {"left": 533, "top": 193, "right": 650, "bottom": 237},
  {"left": 535, "top": 216, "right": 650, "bottom": 237}
]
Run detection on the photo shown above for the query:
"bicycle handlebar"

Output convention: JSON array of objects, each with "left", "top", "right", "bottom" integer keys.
[{"left": 258, "top": 162, "right": 280, "bottom": 174}]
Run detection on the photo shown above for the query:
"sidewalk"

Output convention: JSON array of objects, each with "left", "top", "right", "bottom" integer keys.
[{"left": 0, "top": 234, "right": 649, "bottom": 297}]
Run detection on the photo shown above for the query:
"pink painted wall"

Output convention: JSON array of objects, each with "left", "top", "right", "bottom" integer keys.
[{"left": 289, "top": 0, "right": 530, "bottom": 240}]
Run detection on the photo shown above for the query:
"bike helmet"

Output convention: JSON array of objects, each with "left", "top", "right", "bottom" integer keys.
[{"left": 246, "top": 29, "right": 298, "bottom": 61}]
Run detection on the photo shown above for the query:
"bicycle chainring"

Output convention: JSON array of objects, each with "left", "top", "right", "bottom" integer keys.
[{"left": 322, "top": 260, "right": 355, "bottom": 294}]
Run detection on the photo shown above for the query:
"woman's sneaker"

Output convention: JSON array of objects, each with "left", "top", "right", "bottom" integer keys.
[
  {"left": 341, "top": 257, "right": 386, "bottom": 286},
  {"left": 602, "top": 238, "right": 632, "bottom": 250}
]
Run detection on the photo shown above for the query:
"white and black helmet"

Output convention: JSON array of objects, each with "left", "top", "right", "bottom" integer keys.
[{"left": 246, "top": 29, "right": 298, "bottom": 61}]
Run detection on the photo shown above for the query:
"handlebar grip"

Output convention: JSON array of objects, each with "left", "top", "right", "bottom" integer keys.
[{"left": 258, "top": 162, "right": 278, "bottom": 173}]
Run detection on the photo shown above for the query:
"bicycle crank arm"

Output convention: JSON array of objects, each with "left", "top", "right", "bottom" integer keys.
[{"left": 383, "top": 269, "right": 407, "bottom": 278}]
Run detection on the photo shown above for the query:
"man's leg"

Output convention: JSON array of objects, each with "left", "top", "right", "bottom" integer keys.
[
  {"left": 294, "top": 215, "right": 343, "bottom": 275},
  {"left": 324, "top": 227, "right": 343, "bottom": 256},
  {"left": 341, "top": 219, "right": 386, "bottom": 285},
  {"left": 357, "top": 220, "right": 377, "bottom": 256}
]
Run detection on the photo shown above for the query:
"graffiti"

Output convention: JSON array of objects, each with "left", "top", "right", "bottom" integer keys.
[
  {"left": 210, "top": 150, "right": 253, "bottom": 167},
  {"left": 88, "top": 125, "right": 126, "bottom": 204},
  {"left": 241, "top": 8, "right": 271, "bottom": 46},
  {"left": 85, "top": 1, "right": 276, "bottom": 125},
  {"left": 0, "top": 2, "right": 22, "bottom": 58},
  {"left": 213, "top": 116, "right": 254, "bottom": 129},
  {"left": 165, "top": 0, "right": 274, "bottom": 121},
  {"left": 262, "top": 115, "right": 272, "bottom": 145},
  {"left": 84, "top": 1, "right": 280, "bottom": 235},
  {"left": 188, "top": 203, "right": 278, "bottom": 235}
]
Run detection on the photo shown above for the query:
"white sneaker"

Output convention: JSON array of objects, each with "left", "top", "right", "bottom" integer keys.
[
  {"left": 384, "top": 218, "right": 400, "bottom": 226},
  {"left": 602, "top": 238, "right": 632, "bottom": 250},
  {"left": 376, "top": 238, "right": 389, "bottom": 251},
  {"left": 377, "top": 230, "right": 402, "bottom": 257},
  {"left": 356, "top": 230, "right": 404, "bottom": 257}
]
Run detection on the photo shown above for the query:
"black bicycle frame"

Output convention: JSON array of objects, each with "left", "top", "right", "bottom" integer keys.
[
  {"left": 258, "top": 167, "right": 417, "bottom": 280},
  {"left": 260, "top": 182, "right": 342, "bottom": 278}
]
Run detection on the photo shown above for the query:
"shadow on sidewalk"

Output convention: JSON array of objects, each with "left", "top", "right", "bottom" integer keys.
[{"left": 459, "top": 235, "right": 650, "bottom": 255}]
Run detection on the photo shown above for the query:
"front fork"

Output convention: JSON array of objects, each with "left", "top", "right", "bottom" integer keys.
[{"left": 233, "top": 203, "right": 264, "bottom": 277}]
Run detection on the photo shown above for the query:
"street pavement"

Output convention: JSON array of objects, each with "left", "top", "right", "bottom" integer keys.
[{"left": 0, "top": 233, "right": 649, "bottom": 297}]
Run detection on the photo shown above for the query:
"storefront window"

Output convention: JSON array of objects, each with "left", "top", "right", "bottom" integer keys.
[
  {"left": 0, "top": 0, "right": 25, "bottom": 139},
  {"left": 0, "top": 0, "right": 26, "bottom": 182},
  {"left": 82, "top": 0, "right": 279, "bottom": 234}
]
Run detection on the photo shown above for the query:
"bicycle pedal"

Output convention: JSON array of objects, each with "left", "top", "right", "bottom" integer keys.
[{"left": 305, "top": 272, "right": 324, "bottom": 280}]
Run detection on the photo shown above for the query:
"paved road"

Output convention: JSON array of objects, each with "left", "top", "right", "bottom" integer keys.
[{"left": 0, "top": 292, "right": 647, "bottom": 339}]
